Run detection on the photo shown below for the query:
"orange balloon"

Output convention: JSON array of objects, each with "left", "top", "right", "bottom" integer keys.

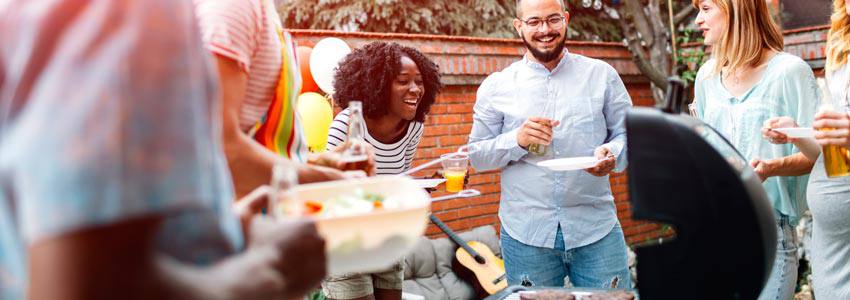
[{"left": 297, "top": 46, "right": 319, "bottom": 93}]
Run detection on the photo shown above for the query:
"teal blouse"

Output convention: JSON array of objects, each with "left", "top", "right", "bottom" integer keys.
[{"left": 694, "top": 53, "right": 821, "bottom": 225}]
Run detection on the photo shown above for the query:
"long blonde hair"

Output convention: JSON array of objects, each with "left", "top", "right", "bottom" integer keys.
[
  {"left": 826, "top": 0, "right": 850, "bottom": 73},
  {"left": 694, "top": 0, "right": 784, "bottom": 75}
]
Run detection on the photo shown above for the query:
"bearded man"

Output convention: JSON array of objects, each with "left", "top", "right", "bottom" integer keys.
[{"left": 466, "top": 0, "right": 634, "bottom": 289}]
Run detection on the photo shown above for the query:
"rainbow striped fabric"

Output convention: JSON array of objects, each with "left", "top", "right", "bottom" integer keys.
[{"left": 251, "top": 29, "right": 308, "bottom": 163}]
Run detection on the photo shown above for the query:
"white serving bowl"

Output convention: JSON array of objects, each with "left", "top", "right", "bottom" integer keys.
[{"left": 285, "top": 175, "right": 431, "bottom": 275}]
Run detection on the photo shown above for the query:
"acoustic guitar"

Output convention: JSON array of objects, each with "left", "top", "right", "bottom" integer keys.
[{"left": 429, "top": 214, "right": 508, "bottom": 295}]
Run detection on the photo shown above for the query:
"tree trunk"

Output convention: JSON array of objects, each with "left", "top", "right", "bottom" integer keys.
[
  {"left": 674, "top": 5, "right": 696, "bottom": 26},
  {"left": 647, "top": 0, "right": 671, "bottom": 103},
  {"left": 617, "top": 0, "right": 675, "bottom": 105}
]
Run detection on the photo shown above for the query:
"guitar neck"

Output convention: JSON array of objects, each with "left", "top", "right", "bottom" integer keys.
[{"left": 429, "top": 214, "right": 483, "bottom": 259}]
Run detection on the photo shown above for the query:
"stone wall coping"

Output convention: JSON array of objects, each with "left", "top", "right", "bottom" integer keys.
[
  {"left": 290, "top": 29, "right": 646, "bottom": 85},
  {"left": 784, "top": 24, "right": 830, "bottom": 35}
]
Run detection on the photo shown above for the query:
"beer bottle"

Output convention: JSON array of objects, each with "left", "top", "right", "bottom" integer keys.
[{"left": 341, "top": 101, "right": 371, "bottom": 171}]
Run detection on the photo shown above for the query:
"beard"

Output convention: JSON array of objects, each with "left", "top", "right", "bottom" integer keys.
[{"left": 520, "top": 31, "right": 566, "bottom": 63}]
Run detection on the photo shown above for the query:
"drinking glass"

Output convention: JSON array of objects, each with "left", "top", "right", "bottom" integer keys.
[
  {"left": 817, "top": 78, "right": 850, "bottom": 177},
  {"left": 441, "top": 153, "right": 469, "bottom": 192}
]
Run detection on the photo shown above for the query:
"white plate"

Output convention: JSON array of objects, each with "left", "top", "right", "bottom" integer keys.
[
  {"left": 771, "top": 127, "right": 814, "bottom": 138},
  {"left": 537, "top": 156, "right": 601, "bottom": 171},
  {"left": 413, "top": 178, "right": 446, "bottom": 188},
  {"left": 282, "top": 176, "right": 431, "bottom": 275}
]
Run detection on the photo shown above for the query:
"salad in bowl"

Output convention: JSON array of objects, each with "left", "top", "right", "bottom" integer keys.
[{"left": 272, "top": 176, "right": 431, "bottom": 275}]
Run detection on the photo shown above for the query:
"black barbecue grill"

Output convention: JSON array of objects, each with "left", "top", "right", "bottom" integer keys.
[{"left": 627, "top": 79, "right": 776, "bottom": 299}]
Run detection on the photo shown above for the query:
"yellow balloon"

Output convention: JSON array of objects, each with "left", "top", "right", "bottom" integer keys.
[{"left": 296, "top": 92, "right": 334, "bottom": 153}]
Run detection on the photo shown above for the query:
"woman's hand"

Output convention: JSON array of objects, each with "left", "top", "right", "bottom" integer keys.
[
  {"left": 749, "top": 159, "right": 771, "bottom": 182},
  {"left": 813, "top": 110, "right": 850, "bottom": 148},
  {"left": 762, "top": 116, "right": 798, "bottom": 144}
]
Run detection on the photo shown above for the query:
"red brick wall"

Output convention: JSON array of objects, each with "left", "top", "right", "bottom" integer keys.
[
  {"left": 290, "top": 30, "right": 668, "bottom": 245},
  {"left": 784, "top": 25, "right": 828, "bottom": 74}
]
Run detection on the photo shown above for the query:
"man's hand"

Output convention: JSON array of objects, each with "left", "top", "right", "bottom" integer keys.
[
  {"left": 585, "top": 146, "right": 616, "bottom": 177},
  {"left": 232, "top": 186, "right": 327, "bottom": 300},
  {"left": 230, "top": 217, "right": 326, "bottom": 299},
  {"left": 762, "top": 116, "right": 798, "bottom": 144},
  {"left": 312, "top": 141, "right": 377, "bottom": 176},
  {"left": 813, "top": 110, "right": 850, "bottom": 148},
  {"left": 233, "top": 185, "right": 272, "bottom": 240},
  {"left": 517, "top": 117, "right": 560, "bottom": 149}
]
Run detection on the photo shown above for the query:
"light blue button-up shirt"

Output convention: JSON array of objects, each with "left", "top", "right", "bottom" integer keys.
[
  {"left": 467, "top": 50, "right": 632, "bottom": 250},
  {"left": 694, "top": 53, "right": 820, "bottom": 225}
]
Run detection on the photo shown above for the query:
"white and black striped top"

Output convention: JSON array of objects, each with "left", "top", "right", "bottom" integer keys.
[{"left": 326, "top": 108, "right": 423, "bottom": 175}]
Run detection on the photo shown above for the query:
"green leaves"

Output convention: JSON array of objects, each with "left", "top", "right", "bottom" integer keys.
[
  {"left": 278, "top": 0, "right": 518, "bottom": 38},
  {"left": 674, "top": 28, "right": 706, "bottom": 85},
  {"left": 278, "top": 0, "right": 645, "bottom": 41}
]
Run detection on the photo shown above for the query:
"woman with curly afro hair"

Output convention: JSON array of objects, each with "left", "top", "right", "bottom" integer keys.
[
  {"left": 323, "top": 42, "right": 442, "bottom": 300},
  {"left": 326, "top": 42, "right": 442, "bottom": 175}
]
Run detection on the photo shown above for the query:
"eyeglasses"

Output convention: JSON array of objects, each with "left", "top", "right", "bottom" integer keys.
[{"left": 518, "top": 15, "right": 565, "bottom": 30}]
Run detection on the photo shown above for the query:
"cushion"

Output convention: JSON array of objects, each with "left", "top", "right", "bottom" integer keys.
[
  {"left": 403, "top": 225, "right": 502, "bottom": 300},
  {"left": 404, "top": 237, "right": 438, "bottom": 279}
]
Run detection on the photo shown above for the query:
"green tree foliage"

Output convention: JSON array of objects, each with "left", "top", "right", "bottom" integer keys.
[
  {"left": 278, "top": 0, "right": 700, "bottom": 104},
  {"left": 278, "top": 0, "right": 625, "bottom": 41},
  {"left": 279, "top": 0, "right": 518, "bottom": 38},
  {"left": 675, "top": 28, "right": 706, "bottom": 85}
]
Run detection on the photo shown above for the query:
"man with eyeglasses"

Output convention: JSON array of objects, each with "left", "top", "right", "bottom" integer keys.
[{"left": 466, "top": 0, "right": 633, "bottom": 289}]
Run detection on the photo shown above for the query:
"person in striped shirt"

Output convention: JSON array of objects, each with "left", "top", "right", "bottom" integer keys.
[
  {"left": 323, "top": 42, "right": 443, "bottom": 299},
  {"left": 193, "top": 0, "right": 374, "bottom": 199}
]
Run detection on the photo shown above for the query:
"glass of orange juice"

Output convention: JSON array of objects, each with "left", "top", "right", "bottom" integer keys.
[{"left": 441, "top": 153, "right": 468, "bottom": 192}]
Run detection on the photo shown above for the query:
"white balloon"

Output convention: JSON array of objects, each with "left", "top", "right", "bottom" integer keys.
[{"left": 309, "top": 38, "right": 352, "bottom": 96}]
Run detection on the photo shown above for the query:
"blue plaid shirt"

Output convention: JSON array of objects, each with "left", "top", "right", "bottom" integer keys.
[{"left": 0, "top": 1, "right": 242, "bottom": 298}]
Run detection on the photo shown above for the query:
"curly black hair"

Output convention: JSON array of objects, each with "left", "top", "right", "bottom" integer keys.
[{"left": 332, "top": 42, "right": 442, "bottom": 123}]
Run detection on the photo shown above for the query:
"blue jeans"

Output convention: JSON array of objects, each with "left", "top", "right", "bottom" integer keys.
[
  {"left": 758, "top": 215, "right": 798, "bottom": 300},
  {"left": 500, "top": 225, "right": 632, "bottom": 289}
]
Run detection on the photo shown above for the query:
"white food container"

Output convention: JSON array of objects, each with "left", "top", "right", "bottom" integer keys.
[{"left": 283, "top": 176, "right": 431, "bottom": 275}]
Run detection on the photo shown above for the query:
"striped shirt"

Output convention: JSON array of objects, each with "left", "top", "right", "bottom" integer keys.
[
  {"left": 194, "top": 0, "right": 283, "bottom": 131},
  {"left": 326, "top": 108, "right": 423, "bottom": 175}
]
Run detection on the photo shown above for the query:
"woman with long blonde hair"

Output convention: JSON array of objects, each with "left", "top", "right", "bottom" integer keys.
[
  {"left": 761, "top": 0, "right": 850, "bottom": 297},
  {"left": 692, "top": 0, "right": 820, "bottom": 298},
  {"left": 804, "top": 0, "right": 850, "bottom": 297}
]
